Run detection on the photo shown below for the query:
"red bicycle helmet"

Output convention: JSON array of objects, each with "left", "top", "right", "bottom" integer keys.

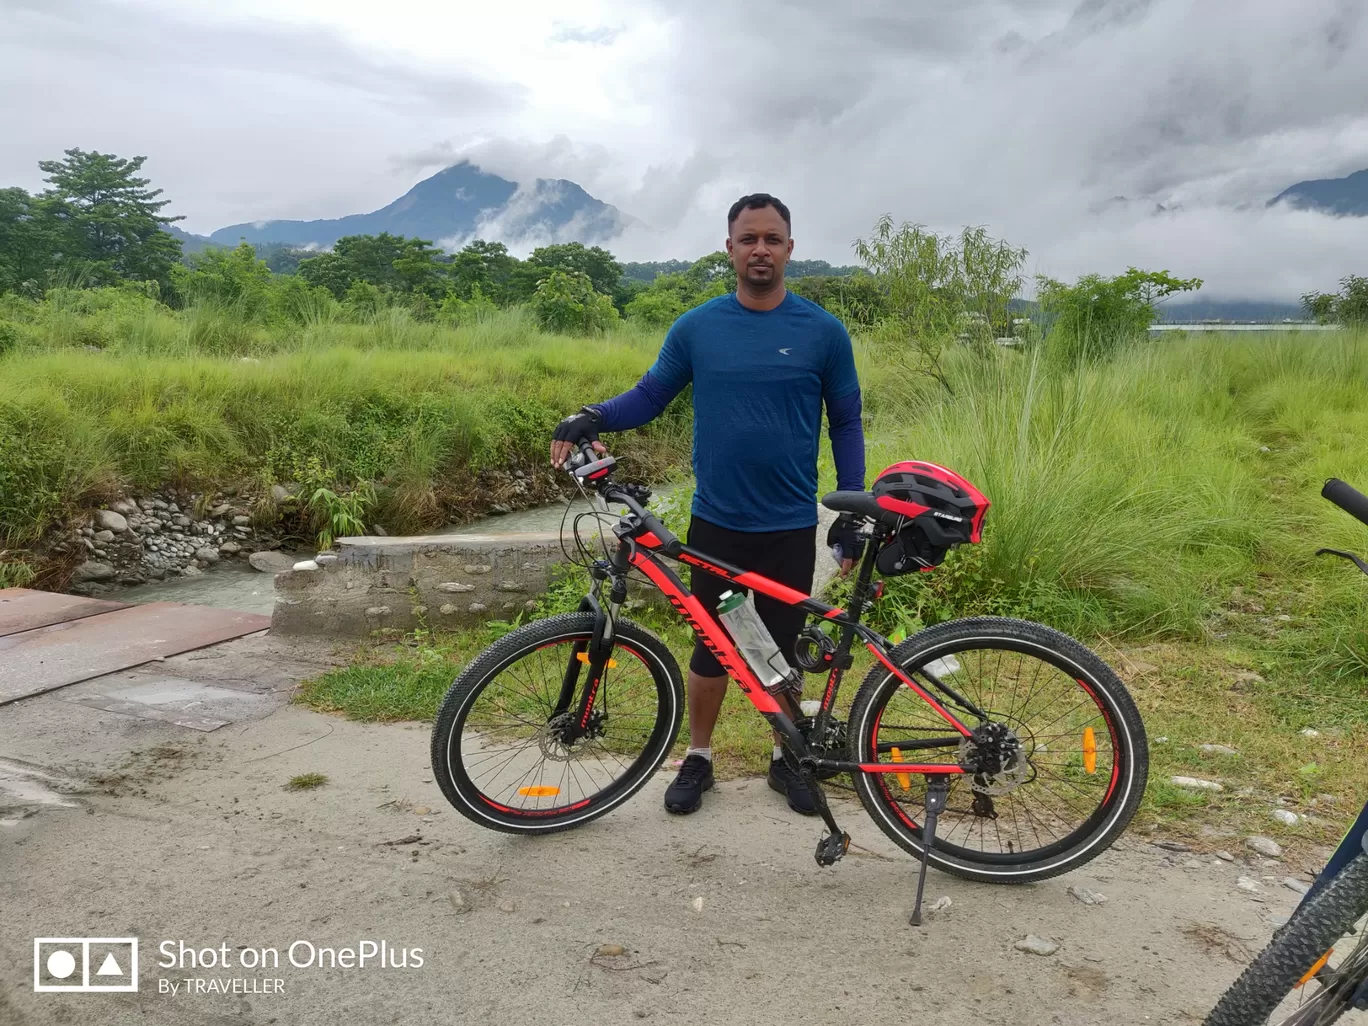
[{"left": 871, "top": 460, "right": 990, "bottom": 573}]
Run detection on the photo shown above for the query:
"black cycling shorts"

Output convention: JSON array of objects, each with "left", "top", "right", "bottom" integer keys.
[{"left": 685, "top": 515, "right": 817, "bottom": 678}]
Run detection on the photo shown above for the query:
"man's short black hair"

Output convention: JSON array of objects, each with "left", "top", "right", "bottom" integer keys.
[{"left": 727, "top": 193, "right": 791, "bottom": 235}]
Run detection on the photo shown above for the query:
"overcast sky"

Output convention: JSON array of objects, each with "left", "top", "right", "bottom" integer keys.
[{"left": 4, "top": 0, "right": 1367, "bottom": 297}]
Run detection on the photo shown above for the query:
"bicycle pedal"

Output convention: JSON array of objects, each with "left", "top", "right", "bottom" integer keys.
[{"left": 814, "top": 831, "right": 851, "bottom": 867}]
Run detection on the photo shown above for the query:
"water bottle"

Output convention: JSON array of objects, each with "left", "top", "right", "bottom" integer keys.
[{"left": 716, "top": 589, "right": 795, "bottom": 691}]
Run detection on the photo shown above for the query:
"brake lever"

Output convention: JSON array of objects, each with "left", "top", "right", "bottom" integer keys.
[{"left": 1316, "top": 548, "right": 1368, "bottom": 577}]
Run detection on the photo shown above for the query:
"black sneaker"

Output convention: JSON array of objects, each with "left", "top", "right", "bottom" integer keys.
[
  {"left": 664, "top": 754, "right": 714, "bottom": 814},
  {"left": 767, "top": 757, "right": 818, "bottom": 816}
]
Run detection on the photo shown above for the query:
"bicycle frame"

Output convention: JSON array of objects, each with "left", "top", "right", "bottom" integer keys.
[{"left": 571, "top": 517, "right": 989, "bottom": 780}]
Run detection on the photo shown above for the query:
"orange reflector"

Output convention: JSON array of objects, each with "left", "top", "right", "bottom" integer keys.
[
  {"left": 576, "top": 652, "right": 617, "bottom": 668},
  {"left": 1082, "top": 727, "right": 1097, "bottom": 774},
  {"left": 1297, "top": 948, "right": 1333, "bottom": 988},
  {"left": 518, "top": 786, "right": 561, "bottom": 797},
  {"left": 890, "top": 747, "right": 911, "bottom": 789}
]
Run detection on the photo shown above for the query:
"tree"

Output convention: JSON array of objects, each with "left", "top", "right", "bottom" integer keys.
[
  {"left": 529, "top": 242, "right": 622, "bottom": 296},
  {"left": 171, "top": 242, "right": 273, "bottom": 316},
  {"left": 530, "top": 270, "right": 620, "bottom": 335},
  {"left": 1302, "top": 275, "right": 1368, "bottom": 327},
  {"left": 686, "top": 251, "right": 734, "bottom": 290},
  {"left": 853, "top": 217, "right": 968, "bottom": 393},
  {"left": 295, "top": 251, "right": 353, "bottom": 298},
  {"left": 0, "top": 187, "right": 55, "bottom": 295},
  {"left": 448, "top": 240, "right": 518, "bottom": 302},
  {"left": 1037, "top": 267, "right": 1203, "bottom": 365},
  {"left": 956, "top": 226, "right": 1028, "bottom": 346},
  {"left": 38, "top": 148, "right": 183, "bottom": 290},
  {"left": 788, "top": 273, "right": 886, "bottom": 327},
  {"left": 622, "top": 266, "right": 730, "bottom": 327},
  {"left": 623, "top": 272, "right": 695, "bottom": 327},
  {"left": 296, "top": 232, "right": 449, "bottom": 301}
]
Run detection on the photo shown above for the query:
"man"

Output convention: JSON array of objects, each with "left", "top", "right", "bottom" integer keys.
[{"left": 549, "top": 193, "right": 866, "bottom": 816}]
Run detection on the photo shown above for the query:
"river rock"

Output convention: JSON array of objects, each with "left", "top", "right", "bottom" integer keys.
[
  {"left": 94, "top": 509, "right": 128, "bottom": 533},
  {"left": 110, "top": 499, "right": 139, "bottom": 516},
  {"left": 71, "top": 561, "right": 116, "bottom": 583},
  {"left": 1171, "top": 776, "right": 1224, "bottom": 792},
  {"left": 195, "top": 546, "right": 220, "bottom": 564},
  {"left": 1271, "top": 809, "right": 1299, "bottom": 826},
  {"left": 248, "top": 550, "right": 297, "bottom": 574},
  {"left": 219, "top": 541, "right": 242, "bottom": 555},
  {"left": 93, "top": 529, "right": 115, "bottom": 543},
  {"left": 1246, "top": 835, "right": 1283, "bottom": 858},
  {"left": 1283, "top": 877, "right": 1311, "bottom": 895},
  {"left": 270, "top": 484, "right": 290, "bottom": 503},
  {"left": 1014, "top": 935, "right": 1059, "bottom": 956},
  {"left": 232, "top": 515, "right": 251, "bottom": 526},
  {"left": 1067, "top": 887, "right": 1108, "bottom": 906}
]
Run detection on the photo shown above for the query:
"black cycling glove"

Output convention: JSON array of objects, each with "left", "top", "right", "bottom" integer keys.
[
  {"left": 826, "top": 512, "right": 866, "bottom": 565},
  {"left": 552, "top": 406, "right": 603, "bottom": 449}
]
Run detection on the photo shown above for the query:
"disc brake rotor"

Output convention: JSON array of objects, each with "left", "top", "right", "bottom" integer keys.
[{"left": 959, "top": 721, "right": 1031, "bottom": 795}]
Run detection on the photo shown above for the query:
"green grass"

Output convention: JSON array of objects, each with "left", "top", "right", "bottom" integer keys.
[
  {"left": 0, "top": 303, "right": 691, "bottom": 552},
  {"left": 284, "top": 772, "right": 328, "bottom": 790}
]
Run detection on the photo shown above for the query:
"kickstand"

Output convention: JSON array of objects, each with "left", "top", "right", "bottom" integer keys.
[{"left": 910, "top": 775, "right": 951, "bottom": 926}]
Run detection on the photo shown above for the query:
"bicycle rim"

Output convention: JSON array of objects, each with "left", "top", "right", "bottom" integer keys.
[
  {"left": 863, "top": 637, "right": 1130, "bottom": 865},
  {"left": 452, "top": 634, "right": 671, "bottom": 819}
]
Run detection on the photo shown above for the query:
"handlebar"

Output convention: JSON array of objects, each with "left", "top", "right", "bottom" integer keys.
[
  {"left": 567, "top": 442, "right": 683, "bottom": 556},
  {"left": 1323, "top": 479, "right": 1368, "bottom": 529}
]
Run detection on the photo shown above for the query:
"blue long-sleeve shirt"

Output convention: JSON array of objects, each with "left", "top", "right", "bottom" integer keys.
[{"left": 589, "top": 291, "right": 865, "bottom": 532}]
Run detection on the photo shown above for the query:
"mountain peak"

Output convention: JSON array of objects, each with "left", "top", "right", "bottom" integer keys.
[
  {"left": 208, "top": 163, "right": 630, "bottom": 250},
  {"left": 1268, "top": 167, "right": 1368, "bottom": 216}
]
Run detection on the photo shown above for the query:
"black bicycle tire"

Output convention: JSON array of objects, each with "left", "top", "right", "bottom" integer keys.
[
  {"left": 848, "top": 615, "right": 1149, "bottom": 884},
  {"left": 430, "top": 612, "right": 684, "bottom": 835},
  {"left": 1204, "top": 854, "right": 1368, "bottom": 1026}
]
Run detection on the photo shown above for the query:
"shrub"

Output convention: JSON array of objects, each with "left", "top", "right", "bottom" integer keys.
[
  {"left": 1302, "top": 274, "right": 1368, "bottom": 327},
  {"left": 529, "top": 270, "right": 619, "bottom": 335},
  {"left": 1036, "top": 268, "right": 1202, "bottom": 366}
]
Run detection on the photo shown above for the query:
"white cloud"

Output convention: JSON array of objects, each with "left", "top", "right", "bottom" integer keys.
[{"left": 3, "top": 0, "right": 1368, "bottom": 295}]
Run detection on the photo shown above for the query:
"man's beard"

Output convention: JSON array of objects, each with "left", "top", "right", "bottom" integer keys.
[{"left": 745, "top": 264, "right": 779, "bottom": 290}]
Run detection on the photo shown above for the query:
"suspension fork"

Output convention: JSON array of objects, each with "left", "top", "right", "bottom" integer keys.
[{"left": 554, "top": 543, "right": 631, "bottom": 741}]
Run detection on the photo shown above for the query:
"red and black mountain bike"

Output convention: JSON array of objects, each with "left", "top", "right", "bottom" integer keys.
[{"left": 431, "top": 444, "right": 1149, "bottom": 923}]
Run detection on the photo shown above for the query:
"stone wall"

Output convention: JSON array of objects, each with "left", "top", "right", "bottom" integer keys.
[
  {"left": 272, "top": 506, "right": 841, "bottom": 638},
  {"left": 272, "top": 532, "right": 574, "bottom": 637}
]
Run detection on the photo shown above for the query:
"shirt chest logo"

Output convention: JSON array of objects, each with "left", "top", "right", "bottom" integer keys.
[{"left": 778, "top": 348, "right": 792, "bottom": 355}]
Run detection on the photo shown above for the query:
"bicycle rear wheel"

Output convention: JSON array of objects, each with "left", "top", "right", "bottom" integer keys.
[
  {"left": 849, "top": 616, "right": 1147, "bottom": 883},
  {"left": 431, "top": 612, "right": 683, "bottom": 834},
  {"left": 1205, "top": 854, "right": 1368, "bottom": 1025}
]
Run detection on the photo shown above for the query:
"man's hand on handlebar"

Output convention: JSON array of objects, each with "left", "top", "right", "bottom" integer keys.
[{"left": 550, "top": 407, "right": 606, "bottom": 469}]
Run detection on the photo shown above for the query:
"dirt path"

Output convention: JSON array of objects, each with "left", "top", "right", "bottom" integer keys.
[{"left": 0, "top": 641, "right": 1319, "bottom": 1026}]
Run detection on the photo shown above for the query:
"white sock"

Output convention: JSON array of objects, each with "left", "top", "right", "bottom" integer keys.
[
  {"left": 685, "top": 747, "right": 713, "bottom": 762},
  {"left": 772, "top": 744, "right": 784, "bottom": 762}
]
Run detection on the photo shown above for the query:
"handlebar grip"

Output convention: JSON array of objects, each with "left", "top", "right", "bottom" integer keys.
[
  {"left": 637, "top": 513, "right": 682, "bottom": 557},
  {"left": 1323, "top": 479, "right": 1368, "bottom": 528}
]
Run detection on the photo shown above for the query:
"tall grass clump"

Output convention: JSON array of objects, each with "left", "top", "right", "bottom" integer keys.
[
  {"left": 0, "top": 320, "right": 689, "bottom": 548},
  {"left": 854, "top": 330, "right": 1368, "bottom": 641}
]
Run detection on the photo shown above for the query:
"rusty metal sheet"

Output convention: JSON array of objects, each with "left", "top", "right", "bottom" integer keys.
[
  {"left": 0, "top": 588, "right": 131, "bottom": 637},
  {"left": 0, "top": 602, "right": 271, "bottom": 705}
]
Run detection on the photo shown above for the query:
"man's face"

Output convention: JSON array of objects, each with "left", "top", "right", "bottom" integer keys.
[{"left": 726, "top": 206, "right": 793, "bottom": 289}]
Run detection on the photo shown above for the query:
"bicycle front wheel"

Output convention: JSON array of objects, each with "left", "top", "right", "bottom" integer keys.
[
  {"left": 1205, "top": 854, "right": 1368, "bottom": 1025},
  {"left": 430, "top": 612, "right": 683, "bottom": 834},
  {"left": 849, "top": 616, "right": 1148, "bottom": 883}
]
